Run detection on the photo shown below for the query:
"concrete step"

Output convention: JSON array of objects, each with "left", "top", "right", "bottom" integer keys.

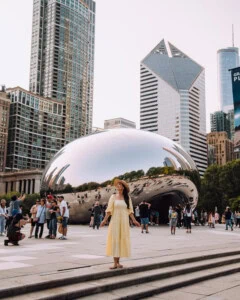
[
  {"left": 7, "top": 254, "right": 240, "bottom": 300},
  {"left": 1, "top": 248, "right": 240, "bottom": 299},
  {"left": 79, "top": 263, "right": 240, "bottom": 300}
]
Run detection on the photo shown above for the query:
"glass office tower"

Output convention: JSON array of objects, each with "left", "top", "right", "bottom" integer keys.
[
  {"left": 29, "top": 0, "right": 96, "bottom": 142},
  {"left": 217, "top": 47, "right": 239, "bottom": 113},
  {"left": 140, "top": 39, "right": 208, "bottom": 176}
]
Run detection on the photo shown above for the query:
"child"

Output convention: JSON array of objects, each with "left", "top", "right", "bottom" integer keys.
[{"left": 169, "top": 207, "right": 178, "bottom": 235}]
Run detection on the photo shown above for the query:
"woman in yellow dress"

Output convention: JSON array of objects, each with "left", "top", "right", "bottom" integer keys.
[{"left": 100, "top": 179, "right": 140, "bottom": 269}]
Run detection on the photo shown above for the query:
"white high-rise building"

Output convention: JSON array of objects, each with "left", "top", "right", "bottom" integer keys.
[{"left": 140, "top": 39, "right": 207, "bottom": 176}]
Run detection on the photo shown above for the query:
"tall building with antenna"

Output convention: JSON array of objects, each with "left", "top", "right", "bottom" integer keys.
[{"left": 217, "top": 26, "right": 239, "bottom": 113}]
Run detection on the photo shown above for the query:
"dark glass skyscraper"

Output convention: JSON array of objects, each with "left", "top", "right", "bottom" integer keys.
[
  {"left": 217, "top": 47, "right": 239, "bottom": 113},
  {"left": 29, "top": 0, "right": 96, "bottom": 142}
]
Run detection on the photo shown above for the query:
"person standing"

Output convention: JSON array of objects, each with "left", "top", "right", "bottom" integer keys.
[
  {"left": 58, "top": 196, "right": 69, "bottom": 240},
  {"left": 139, "top": 200, "right": 151, "bottom": 233},
  {"left": 169, "top": 207, "right": 178, "bottom": 235},
  {"left": 49, "top": 200, "right": 59, "bottom": 239},
  {"left": 100, "top": 179, "right": 140, "bottom": 269},
  {"left": 134, "top": 205, "right": 140, "bottom": 223},
  {"left": 93, "top": 201, "right": 101, "bottom": 230},
  {"left": 35, "top": 199, "right": 46, "bottom": 239},
  {"left": 29, "top": 199, "right": 40, "bottom": 238},
  {"left": 184, "top": 204, "right": 192, "bottom": 233},
  {"left": 225, "top": 207, "right": 233, "bottom": 231},
  {"left": 0, "top": 199, "right": 8, "bottom": 236}
]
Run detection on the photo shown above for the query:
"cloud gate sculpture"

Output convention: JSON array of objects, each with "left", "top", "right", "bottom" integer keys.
[{"left": 41, "top": 129, "right": 200, "bottom": 224}]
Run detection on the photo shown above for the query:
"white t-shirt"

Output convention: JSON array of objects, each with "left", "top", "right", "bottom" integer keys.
[{"left": 60, "top": 200, "right": 69, "bottom": 218}]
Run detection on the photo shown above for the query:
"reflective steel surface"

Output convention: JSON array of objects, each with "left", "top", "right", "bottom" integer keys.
[{"left": 41, "top": 129, "right": 200, "bottom": 223}]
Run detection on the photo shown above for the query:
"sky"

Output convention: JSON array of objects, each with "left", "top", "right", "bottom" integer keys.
[{"left": 0, "top": 0, "right": 240, "bottom": 132}]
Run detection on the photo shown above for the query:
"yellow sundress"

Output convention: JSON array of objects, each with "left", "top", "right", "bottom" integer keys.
[{"left": 106, "top": 194, "right": 134, "bottom": 258}]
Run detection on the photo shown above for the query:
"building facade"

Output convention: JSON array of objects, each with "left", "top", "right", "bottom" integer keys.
[
  {"left": 210, "top": 110, "right": 231, "bottom": 139},
  {"left": 29, "top": 0, "right": 96, "bottom": 141},
  {"left": 6, "top": 87, "right": 65, "bottom": 170},
  {"left": 207, "top": 132, "right": 234, "bottom": 166},
  {"left": 140, "top": 39, "right": 208, "bottom": 176},
  {"left": 104, "top": 118, "right": 136, "bottom": 129},
  {"left": 0, "top": 88, "right": 10, "bottom": 172},
  {"left": 0, "top": 169, "right": 42, "bottom": 195},
  {"left": 217, "top": 47, "right": 239, "bottom": 113}
]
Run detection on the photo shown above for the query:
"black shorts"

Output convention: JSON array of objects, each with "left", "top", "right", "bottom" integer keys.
[{"left": 31, "top": 218, "right": 37, "bottom": 227}]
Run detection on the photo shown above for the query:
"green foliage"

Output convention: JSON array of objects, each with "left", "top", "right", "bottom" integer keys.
[
  {"left": 199, "top": 159, "right": 240, "bottom": 214},
  {"left": 0, "top": 192, "right": 40, "bottom": 216}
]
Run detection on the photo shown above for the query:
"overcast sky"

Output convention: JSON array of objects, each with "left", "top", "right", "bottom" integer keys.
[{"left": 0, "top": 0, "right": 240, "bottom": 132}]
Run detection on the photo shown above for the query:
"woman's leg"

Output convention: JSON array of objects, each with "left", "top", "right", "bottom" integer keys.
[
  {"left": 116, "top": 257, "right": 123, "bottom": 268},
  {"left": 110, "top": 257, "right": 118, "bottom": 269}
]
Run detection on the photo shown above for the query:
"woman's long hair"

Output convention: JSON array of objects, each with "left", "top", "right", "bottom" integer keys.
[{"left": 123, "top": 186, "right": 130, "bottom": 209}]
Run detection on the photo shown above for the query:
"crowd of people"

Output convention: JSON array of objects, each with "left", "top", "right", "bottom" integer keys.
[{"left": 0, "top": 194, "right": 70, "bottom": 246}]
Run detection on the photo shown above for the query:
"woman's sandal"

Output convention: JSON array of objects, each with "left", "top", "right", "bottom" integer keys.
[{"left": 109, "top": 265, "right": 118, "bottom": 270}]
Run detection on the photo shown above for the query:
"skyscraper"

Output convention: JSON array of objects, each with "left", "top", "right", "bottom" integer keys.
[
  {"left": 140, "top": 39, "right": 207, "bottom": 176},
  {"left": 29, "top": 0, "right": 96, "bottom": 142},
  {"left": 210, "top": 111, "right": 231, "bottom": 139},
  {"left": 217, "top": 47, "right": 239, "bottom": 113}
]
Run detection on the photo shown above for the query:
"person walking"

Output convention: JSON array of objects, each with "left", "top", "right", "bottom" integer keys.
[
  {"left": 184, "top": 204, "right": 192, "bottom": 233},
  {"left": 35, "top": 199, "right": 46, "bottom": 239},
  {"left": 29, "top": 199, "right": 40, "bottom": 238},
  {"left": 225, "top": 207, "right": 233, "bottom": 231},
  {"left": 139, "top": 200, "right": 151, "bottom": 233},
  {"left": 0, "top": 199, "right": 8, "bottom": 236},
  {"left": 100, "top": 179, "right": 140, "bottom": 269}
]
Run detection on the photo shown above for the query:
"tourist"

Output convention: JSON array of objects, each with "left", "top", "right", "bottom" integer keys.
[
  {"left": 58, "top": 196, "right": 69, "bottom": 240},
  {"left": 45, "top": 196, "right": 53, "bottom": 234},
  {"left": 89, "top": 205, "right": 94, "bottom": 227},
  {"left": 0, "top": 199, "right": 8, "bottom": 236},
  {"left": 184, "top": 204, "right": 192, "bottom": 233},
  {"left": 209, "top": 212, "right": 215, "bottom": 228},
  {"left": 139, "top": 200, "right": 151, "bottom": 233},
  {"left": 93, "top": 201, "right": 101, "bottom": 230},
  {"left": 134, "top": 205, "right": 140, "bottom": 223},
  {"left": 4, "top": 213, "right": 27, "bottom": 246},
  {"left": 100, "top": 179, "right": 140, "bottom": 269},
  {"left": 235, "top": 209, "right": 240, "bottom": 228},
  {"left": 29, "top": 199, "right": 40, "bottom": 238},
  {"left": 225, "top": 207, "right": 233, "bottom": 231},
  {"left": 35, "top": 198, "right": 46, "bottom": 239},
  {"left": 49, "top": 200, "right": 59, "bottom": 239},
  {"left": 9, "top": 194, "right": 26, "bottom": 217},
  {"left": 169, "top": 207, "right": 178, "bottom": 235},
  {"left": 176, "top": 205, "right": 182, "bottom": 228}
]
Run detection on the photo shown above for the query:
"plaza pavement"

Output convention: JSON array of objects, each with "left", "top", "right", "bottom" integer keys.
[{"left": 0, "top": 223, "right": 240, "bottom": 299}]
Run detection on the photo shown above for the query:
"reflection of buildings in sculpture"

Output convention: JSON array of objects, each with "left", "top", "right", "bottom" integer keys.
[
  {"left": 58, "top": 176, "right": 66, "bottom": 191},
  {"left": 207, "top": 132, "right": 234, "bottom": 166},
  {"left": 49, "top": 164, "right": 70, "bottom": 190},
  {"left": 163, "top": 147, "right": 191, "bottom": 170},
  {"left": 104, "top": 118, "right": 136, "bottom": 129},
  {"left": 163, "top": 157, "right": 177, "bottom": 169},
  {"left": 140, "top": 39, "right": 208, "bottom": 176}
]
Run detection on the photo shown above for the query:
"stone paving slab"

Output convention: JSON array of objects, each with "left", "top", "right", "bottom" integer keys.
[{"left": 0, "top": 223, "right": 240, "bottom": 291}]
